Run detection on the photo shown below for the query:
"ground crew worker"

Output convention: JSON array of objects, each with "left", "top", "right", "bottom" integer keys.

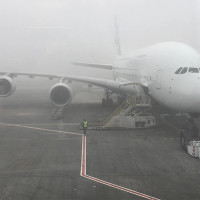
[{"left": 83, "top": 119, "right": 88, "bottom": 135}]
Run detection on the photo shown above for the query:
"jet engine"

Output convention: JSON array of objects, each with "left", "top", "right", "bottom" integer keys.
[
  {"left": 0, "top": 76, "right": 16, "bottom": 97},
  {"left": 49, "top": 83, "right": 72, "bottom": 106}
]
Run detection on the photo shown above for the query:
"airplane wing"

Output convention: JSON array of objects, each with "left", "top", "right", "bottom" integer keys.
[{"left": 0, "top": 71, "right": 145, "bottom": 95}]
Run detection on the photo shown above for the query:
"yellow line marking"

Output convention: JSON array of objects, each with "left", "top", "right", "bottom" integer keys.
[{"left": 160, "top": 119, "right": 181, "bottom": 132}]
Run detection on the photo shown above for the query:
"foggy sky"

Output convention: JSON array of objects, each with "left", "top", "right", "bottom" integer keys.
[{"left": 0, "top": 0, "right": 200, "bottom": 76}]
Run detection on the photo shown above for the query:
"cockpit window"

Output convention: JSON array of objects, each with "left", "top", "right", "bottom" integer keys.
[
  {"left": 175, "top": 67, "right": 183, "bottom": 74},
  {"left": 175, "top": 67, "right": 199, "bottom": 75},
  {"left": 180, "top": 67, "right": 188, "bottom": 74},
  {"left": 189, "top": 67, "right": 199, "bottom": 73}
]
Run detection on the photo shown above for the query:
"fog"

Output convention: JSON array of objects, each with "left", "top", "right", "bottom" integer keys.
[{"left": 0, "top": 0, "right": 200, "bottom": 78}]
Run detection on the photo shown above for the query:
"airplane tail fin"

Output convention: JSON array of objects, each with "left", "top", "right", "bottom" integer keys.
[
  {"left": 114, "top": 15, "right": 122, "bottom": 56},
  {"left": 71, "top": 16, "right": 122, "bottom": 69}
]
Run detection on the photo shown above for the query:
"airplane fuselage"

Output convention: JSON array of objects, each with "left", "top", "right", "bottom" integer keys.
[{"left": 113, "top": 42, "right": 200, "bottom": 113}]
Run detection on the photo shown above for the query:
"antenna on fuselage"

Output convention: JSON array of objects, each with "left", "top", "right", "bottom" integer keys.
[{"left": 114, "top": 15, "right": 122, "bottom": 56}]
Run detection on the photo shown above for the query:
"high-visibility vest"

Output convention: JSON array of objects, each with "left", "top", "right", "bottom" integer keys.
[{"left": 83, "top": 121, "right": 88, "bottom": 128}]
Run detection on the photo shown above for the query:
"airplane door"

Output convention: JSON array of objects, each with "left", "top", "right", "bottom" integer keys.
[{"left": 156, "top": 70, "right": 163, "bottom": 89}]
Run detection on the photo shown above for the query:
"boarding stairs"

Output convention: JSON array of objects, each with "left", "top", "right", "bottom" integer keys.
[
  {"left": 103, "top": 99, "right": 134, "bottom": 123},
  {"left": 104, "top": 97, "right": 136, "bottom": 126},
  {"left": 87, "top": 95, "right": 156, "bottom": 129}
]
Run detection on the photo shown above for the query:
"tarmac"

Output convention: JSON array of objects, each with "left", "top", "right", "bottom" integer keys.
[{"left": 0, "top": 89, "right": 200, "bottom": 200}]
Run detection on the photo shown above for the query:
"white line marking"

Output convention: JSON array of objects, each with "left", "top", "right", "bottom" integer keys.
[
  {"left": 1, "top": 122, "right": 160, "bottom": 199},
  {"left": 80, "top": 134, "right": 160, "bottom": 200},
  {"left": 0, "top": 123, "right": 82, "bottom": 136},
  {"left": 84, "top": 174, "right": 160, "bottom": 200},
  {"left": 0, "top": 123, "right": 80, "bottom": 126}
]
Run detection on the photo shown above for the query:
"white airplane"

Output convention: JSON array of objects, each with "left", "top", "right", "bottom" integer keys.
[{"left": 0, "top": 42, "right": 200, "bottom": 114}]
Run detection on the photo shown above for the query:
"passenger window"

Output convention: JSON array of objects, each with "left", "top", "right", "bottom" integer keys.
[
  {"left": 189, "top": 67, "right": 199, "bottom": 73},
  {"left": 175, "top": 67, "right": 183, "bottom": 74},
  {"left": 180, "top": 67, "right": 188, "bottom": 74}
]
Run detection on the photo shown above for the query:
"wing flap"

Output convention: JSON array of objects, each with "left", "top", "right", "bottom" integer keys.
[{"left": 71, "top": 62, "right": 112, "bottom": 70}]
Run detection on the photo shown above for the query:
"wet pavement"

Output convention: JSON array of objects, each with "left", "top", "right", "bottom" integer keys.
[{"left": 0, "top": 89, "right": 200, "bottom": 200}]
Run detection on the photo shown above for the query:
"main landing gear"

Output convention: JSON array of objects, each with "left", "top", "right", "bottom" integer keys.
[
  {"left": 102, "top": 89, "right": 113, "bottom": 106},
  {"left": 101, "top": 89, "right": 126, "bottom": 107}
]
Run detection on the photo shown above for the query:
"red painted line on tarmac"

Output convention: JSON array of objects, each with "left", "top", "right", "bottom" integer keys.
[
  {"left": 80, "top": 135, "right": 86, "bottom": 176},
  {"left": 83, "top": 174, "right": 159, "bottom": 200},
  {"left": 0, "top": 123, "right": 82, "bottom": 136},
  {"left": 80, "top": 134, "right": 160, "bottom": 200},
  {"left": 1, "top": 122, "right": 160, "bottom": 199}
]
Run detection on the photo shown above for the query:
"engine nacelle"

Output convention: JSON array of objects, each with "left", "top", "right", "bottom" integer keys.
[
  {"left": 0, "top": 76, "right": 16, "bottom": 97},
  {"left": 49, "top": 83, "right": 72, "bottom": 106}
]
